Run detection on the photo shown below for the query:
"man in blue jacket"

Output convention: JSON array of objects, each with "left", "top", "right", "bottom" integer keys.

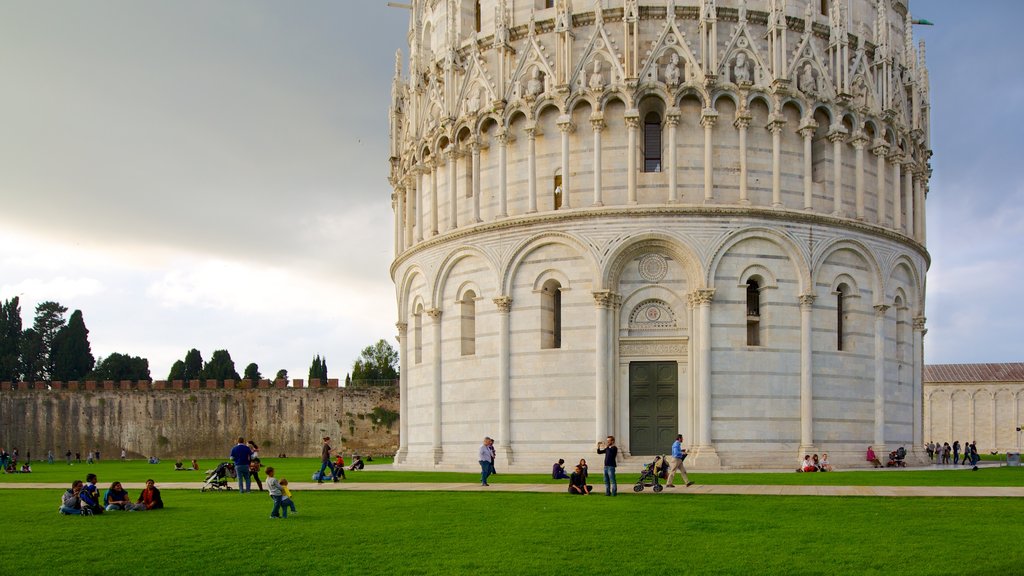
[
  {"left": 665, "top": 434, "right": 694, "bottom": 488},
  {"left": 229, "top": 437, "right": 253, "bottom": 493}
]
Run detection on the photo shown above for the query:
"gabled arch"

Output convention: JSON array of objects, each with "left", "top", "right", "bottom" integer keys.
[
  {"left": 673, "top": 86, "right": 710, "bottom": 108},
  {"left": 710, "top": 90, "right": 740, "bottom": 110},
  {"left": 599, "top": 90, "right": 631, "bottom": 111},
  {"left": 706, "top": 227, "right": 811, "bottom": 294},
  {"left": 500, "top": 231, "right": 598, "bottom": 296},
  {"left": 811, "top": 238, "right": 884, "bottom": 303},
  {"left": 776, "top": 95, "right": 804, "bottom": 118}
]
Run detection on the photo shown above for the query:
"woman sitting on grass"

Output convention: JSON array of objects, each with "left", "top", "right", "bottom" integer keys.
[
  {"left": 568, "top": 465, "right": 592, "bottom": 495},
  {"left": 137, "top": 479, "right": 163, "bottom": 510},
  {"left": 59, "top": 480, "right": 84, "bottom": 515},
  {"left": 104, "top": 481, "right": 134, "bottom": 511}
]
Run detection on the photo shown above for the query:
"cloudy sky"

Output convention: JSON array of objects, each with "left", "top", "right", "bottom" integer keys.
[{"left": 0, "top": 1, "right": 1020, "bottom": 381}]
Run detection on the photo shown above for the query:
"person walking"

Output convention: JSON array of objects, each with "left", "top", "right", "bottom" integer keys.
[
  {"left": 953, "top": 440, "right": 961, "bottom": 465},
  {"left": 478, "top": 437, "right": 494, "bottom": 486},
  {"left": 665, "top": 434, "right": 694, "bottom": 488},
  {"left": 229, "top": 437, "right": 253, "bottom": 493},
  {"left": 317, "top": 437, "right": 336, "bottom": 483},
  {"left": 597, "top": 436, "right": 619, "bottom": 496}
]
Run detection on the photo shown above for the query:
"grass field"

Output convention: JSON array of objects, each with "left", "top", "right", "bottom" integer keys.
[
  {"left": 1, "top": 489, "right": 1021, "bottom": 575},
  {"left": 4, "top": 458, "right": 1022, "bottom": 488}
]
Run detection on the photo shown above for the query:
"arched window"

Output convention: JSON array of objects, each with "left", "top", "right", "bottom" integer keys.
[
  {"left": 836, "top": 283, "right": 848, "bottom": 351},
  {"left": 746, "top": 278, "right": 761, "bottom": 346},
  {"left": 643, "top": 112, "right": 662, "bottom": 172},
  {"left": 474, "top": 1, "right": 482, "bottom": 33},
  {"left": 553, "top": 170, "right": 563, "bottom": 210},
  {"left": 414, "top": 305, "right": 424, "bottom": 364},
  {"left": 541, "top": 279, "right": 562, "bottom": 349},
  {"left": 461, "top": 290, "right": 476, "bottom": 355}
]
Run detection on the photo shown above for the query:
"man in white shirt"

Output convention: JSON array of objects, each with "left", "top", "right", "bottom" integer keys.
[{"left": 478, "top": 437, "right": 494, "bottom": 486}]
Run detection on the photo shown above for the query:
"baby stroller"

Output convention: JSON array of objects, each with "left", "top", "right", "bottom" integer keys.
[
  {"left": 633, "top": 455, "right": 668, "bottom": 493},
  {"left": 201, "top": 462, "right": 236, "bottom": 492}
]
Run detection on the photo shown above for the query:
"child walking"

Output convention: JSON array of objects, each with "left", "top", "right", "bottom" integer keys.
[
  {"left": 280, "top": 478, "right": 297, "bottom": 515},
  {"left": 265, "top": 467, "right": 287, "bottom": 519}
]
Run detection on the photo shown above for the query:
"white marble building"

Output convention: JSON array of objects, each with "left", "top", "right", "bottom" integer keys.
[
  {"left": 388, "top": 0, "right": 931, "bottom": 469},
  {"left": 925, "top": 364, "right": 1024, "bottom": 454}
]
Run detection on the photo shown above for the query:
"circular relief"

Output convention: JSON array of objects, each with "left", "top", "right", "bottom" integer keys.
[
  {"left": 638, "top": 254, "right": 668, "bottom": 283},
  {"left": 737, "top": 37, "right": 749, "bottom": 49},
  {"left": 645, "top": 306, "right": 662, "bottom": 322}
]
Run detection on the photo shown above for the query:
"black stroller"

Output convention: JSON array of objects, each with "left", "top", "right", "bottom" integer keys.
[
  {"left": 633, "top": 455, "right": 668, "bottom": 492},
  {"left": 201, "top": 462, "right": 236, "bottom": 492}
]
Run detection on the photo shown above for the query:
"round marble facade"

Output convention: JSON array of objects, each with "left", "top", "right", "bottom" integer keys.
[{"left": 388, "top": 0, "right": 931, "bottom": 469}]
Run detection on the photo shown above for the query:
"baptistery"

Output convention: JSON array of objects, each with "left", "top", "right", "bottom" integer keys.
[{"left": 388, "top": 0, "right": 931, "bottom": 469}]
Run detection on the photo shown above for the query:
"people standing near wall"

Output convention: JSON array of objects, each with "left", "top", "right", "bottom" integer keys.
[
  {"left": 597, "top": 436, "right": 619, "bottom": 496},
  {"left": 47, "top": 450, "right": 53, "bottom": 465},
  {"left": 247, "top": 441, "right": 263, "bottom": 491},
  {"left": 317, "top": 436, "right": 336, "bottom": 484},
  {"left": 65, "top": 449, "right": 71, "bottom": 465},
  {"left": 478, "top": 437, "right": 494, "bottom": 486},
  {"left": 665, "top": 434, "right": 694, "bottom": 488},
  {"left": 229, "top": 437, "right": 253, "bottom": 493}
]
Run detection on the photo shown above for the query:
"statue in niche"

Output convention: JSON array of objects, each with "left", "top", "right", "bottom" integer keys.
[
  {"left": 852, "top": 74, "right": 870, "bottom": 109},
  {"left": 798, "top": 63, "right": 817, "bottom": 96},
  {"left": 733, "top": 52, "right": 751, "bottom": 84},
  {"left": 664, "top": 53, "right": 681, "bottom": 86},
  {"left": 527, "top": 68, "right": 544, "bottom": 97},
  {"left": 589, "top": 59, "right": 605, "bottom": 91},
  {"left": 467, "top": 88, "right": 481, "bottom": 114}
]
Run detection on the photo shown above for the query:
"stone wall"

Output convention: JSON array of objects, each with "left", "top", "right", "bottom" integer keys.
[{"left": 0, "top": 380, "right": 399, "bottom": 459}]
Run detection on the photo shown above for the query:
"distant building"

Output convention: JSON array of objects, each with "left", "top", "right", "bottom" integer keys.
[
  {"left": 924, "top": 363, "right": 1024, "bottom": 452},
  {"left": 388, "top": 1, "right": 932, "bottom": 469}
]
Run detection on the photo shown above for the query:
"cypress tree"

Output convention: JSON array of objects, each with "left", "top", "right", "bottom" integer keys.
[{"left": 51, "top": 310, "right": 94, "bottom": 381}]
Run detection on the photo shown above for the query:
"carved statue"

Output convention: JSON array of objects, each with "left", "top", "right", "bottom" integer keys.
[
  {"left": 467, "top": 88, "right": 481, "bottom": 114},
  {"left": 527, "top": 68, "right": 544, "bottom": 97},
  {"left": 853, "top": 74, "right": 869, "bottom": 109},
  {"left": 664, "top": 53, "right": 681, "bottom": 86},
  {"left": 798, "top": 63, "right": 817, "bottom": 95},
  {"left": 589, "top": 59, "right": 605, "bottom": 91},
  {"left": 733, "top": 52, "right": 751, "bottom": 84}
]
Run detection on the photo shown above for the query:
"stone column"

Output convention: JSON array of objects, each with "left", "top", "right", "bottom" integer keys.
[
  {"left": 414, "top": 167, "right": 424, "bottom": 243},
  {"left": 430, "top": 159, "right": 439, "bottom": 234},
  {"left": 873, "top": 142, "right": 889, "bottom": 226},
  {"left": 396, "top": 186, "right": 406, "bottom": 253},
  {"left": 904, "top": 162, "right": 915, "bottom": 238},
  {"left": 591, "top": 115, "right": 605, "bottom": 207},
  {"left": 666, "top": 110, "right": 680, "bottom": 203},
  {"left": 853, "top": 133, "right": 867, "bottom": 220},
  {"left": 593, "top": 290, "right": 614, "bottom": 439},
  {"left": 447, "top": 149, "right": 458, "bottom": 230},
  {"left": 799, "top": 123, "right": 817, "bottom": 210},
  {"left": 626, "top": 113, "right": 639, "bottom": 204},
  {"left": 735, "top": 113, "right": 751, "bottom": 205},
  {"left": 494, "top": 296, "right": 513, "bottom": 464},
  {"left": 890, "top": 153, "right": 902, "bottom": 232},
  {"left": 914, "top": 173, "right": 925, "bottom": 244},
  {"left": 768, "top": 116, "right": 785, "bottom": 208},
  {"left": 392, "top": 192, "right": 401, "bottom": 257},
  {"left": 913, "top": 316, "right": 926, "bottom": 449},
  {"left": 799, "top": 294, "right": 815, "bottom": 451},
  {"left": 701, "top": 110, "right": 718, "bottom": 202},
  {"left": 471, "top": 142, "right": 482, "bottom": 223},
  {"left": 874, "top": 304, "right": 890, "bottom": 449},
  {"left": 428, "top": 307, "right": 443, "bottom": 463},
  {"left": 497, "top": 131, "right": 509, "bottom": 218},
  {"left": 828, "top": 126, "right": 847, "bottom": 217},
  {"left": 557, "top": 117, "right": 574, "bottom": 209},
  {"left": 692, "top": 289, "right": 719, "bottom": 466},
  {"left": 526, "top": 125, "right": 538, "bottom": 213},
  {"left": 396, "top": 321, "right": 409, "bottom": 462}
]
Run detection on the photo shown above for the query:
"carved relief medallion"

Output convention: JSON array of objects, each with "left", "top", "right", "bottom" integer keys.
[{"left": 638, "top": 253, "right": 668, "bottom": 282}]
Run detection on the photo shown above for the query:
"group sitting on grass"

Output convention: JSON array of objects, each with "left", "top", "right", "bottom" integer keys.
[{"left": 60, "top": 473, "right": 163, "bottom": 516}]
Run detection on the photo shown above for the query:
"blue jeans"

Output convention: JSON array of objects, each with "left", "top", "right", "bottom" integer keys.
[
  {"left": 479, "top": 460, "right": 492, "bottom": 485},
  {"left": 318, "top": 461, "right": 333, "bottom": 481},
  {"left": 270, "top": 494, "right": 287, "bottom": 518},
  {"left": 281, "top": 497, "right": 296, "bottom": 513},
  {"left": 236, "top": 464, "right": 251, "bottom": 492},
  {"left": 603, "top": 466, "right": 617, "bottom": 495},
  {"left": 59, "top": 505, "right": 82, "bottom": 515}
]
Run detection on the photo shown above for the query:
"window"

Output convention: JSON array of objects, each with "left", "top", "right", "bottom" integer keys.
[
  {"left": 541, "top": 279, "right": 562, "bottom": 349},
  {"left": 414, "top": 305, "right": 423, "bottom": 364},
  {"left": 545, "top": 0, "right": 555, "bottom": 8},
  {"left": 475, "top": 1, "right": 482, "bottom": 33},
  {"left": 836, "top": 284, "right": 848, "bottom": 351},
  {"left": 553, "top": 172, "right": 563, "bottom": 210},
  {"left": 746, "top": 278, "right": 761, "bottom": 346},
  {"left": 820, "top": 0, "right": 828, "bottom": 16},
  {"left": 461, "top": 290, "right": 476, "bottom": 355},
  {"left": 643, "top": 112, "right": 662, "bottom": 172}
]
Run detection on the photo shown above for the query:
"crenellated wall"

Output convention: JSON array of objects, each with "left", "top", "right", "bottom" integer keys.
[{"left": 0, "top": 380, "right": 399, "bottom": 459}]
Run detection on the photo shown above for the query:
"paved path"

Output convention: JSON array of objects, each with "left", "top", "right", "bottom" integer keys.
[{"left": 6, "top": 481, "right": 1023, "bottom": 497}]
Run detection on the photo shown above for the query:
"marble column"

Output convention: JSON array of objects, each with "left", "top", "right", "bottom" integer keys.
[
  {"left": 701, "top": 110, "right": 718, "bottom": 202},
  {"left": 828, "top": 126, "right": 847, "bottom": 217},
  {"left": 914, "top": 174, "right": 925, "bottom": 244},
  {"left": 735, "top": 114, "right": 751, "bottom": 205},
  {"left": 396, "top": 186, "right": 406, "bottom": 253},
  {"left": 428, "top": 307, "right": 443, "bottom": 463},
  {"left": 873, "top": 143, "right": 889, "bottom": 226},
  {"left": 913, "top": 316, "right": 926, "bottom": 449},
  {"left": 392, "top": 193, "right": 401, "bottom": 257},
  {"left": 799, "top": 123, "right": 817, "bottom": 210},
  {"left": 497, "top": 132, "right": 509, "bottom": 218},
  {"left": 593, "top": 290, "right": 613, "bottom": 439},
  {"left": 494, "top": 296, "right": 513, "bottom": 464},
  {"left": 404, "top": 180, "right": 415, "bottom": 248},
  {"left": 626, "top": 114, "right": 639, "bottom": 204},
  {"left": 526, "top": 125, "right": 538, "bottom": 213},
  {"left": 591, "top": 115, "right": 605, "bottom": 207},
  {"left": 666, "top": 110, "right": 680, "bottom": 203},
  {"left": 396, "top": 321, "right": 409, "bottom": 462},
  {"left": 414, "top": 166, "right": 424, "bottom": 243},
  {"left": 768, "top": 117, "right": 785, "bottom": 208},
  {"left": 430, "top": 160, "right": 439, "bottom": 235},
  {"left": 799, "top": 294, "right": 815, "bottom": 451},
  {"left": 557, "top": 118, "right": 574, "bottom": 209},
  {"left": 447, "top": 149, "right": 458, "bottom": 230},
  {"left": 695, "top": 289, "right": 715, "bottom": 447},
  {"left": 687, "top": 293, "right": 699, "bottom": 445},
  {"left": 853, "top": 134, "right": 867, "bottom": 220},
  {"left": 904, "top": 163, "right": 915, "bottom": 238},
  {"left": 874, "top": 304, "right": 890, "bottom": 449},
  {"left": 471, "top": 142, "right": 482, "bottom": 223},
  {"left": 890, "top": 153, "right": 902, "bottom": 232}
]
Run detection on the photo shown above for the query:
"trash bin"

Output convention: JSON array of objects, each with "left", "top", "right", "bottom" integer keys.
[{"left": 1007, "top": 453, "right": 1021, "bottom": 466}]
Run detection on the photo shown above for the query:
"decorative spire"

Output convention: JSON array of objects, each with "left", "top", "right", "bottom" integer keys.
[
  {"left": 904, "top": 11, "right": 914, "bottom": 74},
  {"left": 738, "top": 0, "right": 747, "bottom": 24},
  {"left": 667, "top": 0, "right": 676, "bottom": 24},
  {"left": 803, "top": 0, "right": 814, "bottom": 35},
  {"left": 594, "top": 0, "right": 603, "bottom": 25}
]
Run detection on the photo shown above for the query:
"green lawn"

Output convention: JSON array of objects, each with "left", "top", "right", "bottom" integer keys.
[
  {"left": 1, "top": 489, "right": 1021, "bottom": 575},
  {"left": 5, "top": 458, "right": 1023, "bottom": 488}
]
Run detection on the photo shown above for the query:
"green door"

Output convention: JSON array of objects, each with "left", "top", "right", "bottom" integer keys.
[{"left": 629, "top": 361, "right": 678, "bottom": 456}]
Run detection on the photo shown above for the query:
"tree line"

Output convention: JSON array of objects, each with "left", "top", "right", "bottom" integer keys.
[{"left": 0, "top": 296, "right": 399, "bottom": 386}]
